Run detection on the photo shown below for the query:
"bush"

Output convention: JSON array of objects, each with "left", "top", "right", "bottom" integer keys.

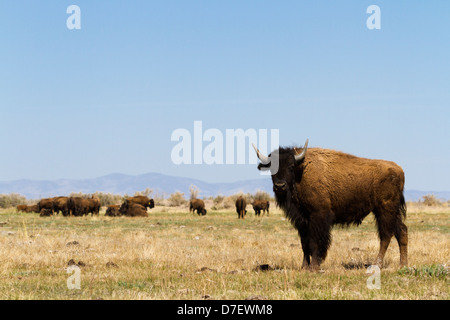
[
  {"left": 421, "top": 194, "right": 441, "bottom": 207},
  {"left": 0, "top": 193, "right": 27, "bottom": 209},
  {"left": 168, "top": 192, "right": 187, "bottom": 207},
  {"left": 134, "top": 188, "right": 153, "bottom": 197},
  {"left": 69, "top": 192, "right": 124, "bottom": 207},
  {"left": 189, "top": 185, "right": 200, "bottom": 200},
  {"left": 253, "top": 190, "right": 271, "bottom": 201}
]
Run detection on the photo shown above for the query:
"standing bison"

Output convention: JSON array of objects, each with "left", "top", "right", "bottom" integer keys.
[
  {"left": 68, "top": 196, "right": 100, "bottom": 216},
  {"left": 53, "top": 196, "right": 70, "bottom": 216},
  {"left": 252, "top": 200, "right": 270, "bottom": 217},
  {"left": 235, "top": 196, "right": 247, "bottom": 219},
  {"left": 253, "top": 139, "right": 408, "bottom": 270},
  {"left": 189, "top": 199, "right": 207, "bottom": 216}
]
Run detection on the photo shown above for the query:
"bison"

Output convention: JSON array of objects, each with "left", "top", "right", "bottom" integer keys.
[
  {"left": 16, "top": 205, "right": 28, "bottom": 212},
  {"left": 119, "top": 200, "right": 148, "bottom": 217},
  {"left": 105, "top": 204, "right": 121, "bottom": 217},
  {"left": 253, "top": 139, "right": 408, "bottom": 270},
  {"left": 235, "top": 196, "right": 247, "bottom": 219},
  {"left": 189, "top": 199, "right": 207, "bottom": 216},
  {"left": 53, "top": 196, "right": 70, "bottom": 216},
  {"left": 68, "top": 196, "right": 100, "bottom": 216},
  {"left": 126, "top": 196, "right": 155, "bottom": 210},
  {"left": 39, "top": 208, "right": 53, "bottom": 217},
  {"left": 252, "top": 200, "right": 270, "bottom": 217},
  {"left": 85, "top": 196, "right": 101, "bottom": 216},
  {"left": 25, "top": 205, "right": 40, "bottom": 213},
  {"left": 38, "top": 198, "right": 54, "bottom": 213}
]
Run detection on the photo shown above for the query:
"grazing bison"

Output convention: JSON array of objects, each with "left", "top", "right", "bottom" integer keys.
[
  {"left": 85, "top": 196, "right": 101, "bottom": 216},
  {"left": 39, "top": 208, "right": 53, "bottom": 217},
  {"left": 25, "top": 205, "right": 40, "bottom": 213},
  {"left": 252, "top": 200, "right": 270, "bottom": 217},
  {"left": 235, "top": 196, "right": 247, "bottom": 219},
  {"left": 253, "top": 139, "right": 408, "bottom": 270},
  {"left": 68, "top": 197, "right": 85, "bottom": 216},
  {"left": 119, "top": 200, "right": 148, "bottom": 217},
  {"left": 105, "top": 205, "right": 121, "bottom": 217},
  {"left": 126, "top": 196, "right": 155, "bottom": 210},
  {"left": 68, "top": 196, "right": 100, "bottom": 216},
  {"left": 189, "top": 199, "right": 207, "bottom": 216},
  {"left": 53, "top": 196, "right": 70, "bottom": 216},
  {"left": 38, "top": 198, "right": 54, "bottom": 213},
  {"left": 16, "top": 205, "right": 28, "bottom": 212}
]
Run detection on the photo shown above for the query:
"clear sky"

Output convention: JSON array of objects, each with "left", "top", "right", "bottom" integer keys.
[{"left": 0, "top": 1, "right": 449, "bottom": 190}]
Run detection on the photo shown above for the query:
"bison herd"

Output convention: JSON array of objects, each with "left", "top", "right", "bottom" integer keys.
[
  {"left": 16, "top": 195, "right": 155, "bottom": 218},
  {"left": 17, "top": 195, "right": 270, "bottom": 219}
]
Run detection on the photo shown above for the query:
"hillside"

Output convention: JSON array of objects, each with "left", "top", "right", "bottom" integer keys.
[{"left": 0, "top": 173, "right": 448, "bottom": 201}]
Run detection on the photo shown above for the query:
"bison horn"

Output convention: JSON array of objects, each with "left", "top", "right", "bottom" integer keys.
[
  {"left": 294, "top": 139, "right": 309, "bottom": 163},
  {"left": 252, "top": 143, "right": 271, "bottom": 165}
]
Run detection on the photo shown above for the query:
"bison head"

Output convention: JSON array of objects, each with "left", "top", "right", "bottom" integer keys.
[{"left": 253, "top": 139, "right": 308, "bottom": 206}]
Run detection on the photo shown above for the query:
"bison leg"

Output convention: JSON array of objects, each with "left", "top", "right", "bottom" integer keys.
[
  {"left": 394, "top": 222, "right": 408, "bottom": 267},
  {"left": 298, "top": 231, "right": 311, "bottom": 269},
  {"left": 305, "top": 217, "right": 332, "bottom": 271},
  {"left": 374, "top": 207, "right": 408, "bottom": 267}
]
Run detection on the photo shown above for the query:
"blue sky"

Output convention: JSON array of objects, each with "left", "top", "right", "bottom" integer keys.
[{"left": 0, "top": 1, "right": 449, "bottom": 190}]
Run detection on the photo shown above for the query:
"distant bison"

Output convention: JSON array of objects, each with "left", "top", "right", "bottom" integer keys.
[
  {"left": 126, "top": 196, "right": 155, "bottom": 210},
  {"left": 189, "top": 199, "right": 207, "bottom": 216},
  {"left": 16, "top": 205, "right": 28, "bottom": 212},
  {"left": 25, "top": 205, "right": 40, "bottom": 213},
  {"left": 235, "top": 196, "right": 247, "bottom": 219},
  {"left": 39, "top": 208, "right": 53, "bottom": 217},
  {"left": 53, "top": 196, "right": 70, "bottom": 216},
  {"left": 119, "top": 200, "right": 148, "bottom": 217},
  {"left": 68, "top": 196, "right": 100, "bottom": 216},
  {"left": 252, "top": 200, "right": 270, "bottom": 217},
  {"left": 105, "top": 204, "right": 121, "bottom": 217},
  {"left": 38, "top": 198, "right": 55, "bottom": 213}
]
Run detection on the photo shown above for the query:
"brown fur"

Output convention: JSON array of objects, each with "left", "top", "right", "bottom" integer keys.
[
  {"left": 189, "top": 199, "right": 207, "bottom": 216},
  {"left": 39, "top": 208, "right": 53, "bottom": 217},
  {"left": 252, "top": 200, "right": 270, "bottom": 217},
  {"left": 37, "top": 198, "right": 54, "bottom": 213},
  {"left": 68, "top": 196, "right": 100, "bottom": 216},
  {"left": 235, "top": 196, "right": 247, "bottom": 219},
  {"left": 105, "top": 204, "right": 121, "bottom": 217},
  {"left": 53, "top": 196, "right": 70, "bottom": 216},
  {"left": 119, "top": 200, "right": 148, "bottom": 217},
  {"left": 24, "top": 205, "right": 39, "bottom": 213},
  {"left": 126, "top": 196, "right": 155, "bottom": 209},
  {"left": 258, "top": 146, "right": 408, "bottom": 270},
  {"left": 16, "top": 205, "right": 28, "bottom": 212}
]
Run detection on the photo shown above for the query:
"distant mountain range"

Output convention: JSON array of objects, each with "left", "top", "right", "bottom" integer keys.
[{"left": 0, "top": 172, "right": 448, "bottom": 202}]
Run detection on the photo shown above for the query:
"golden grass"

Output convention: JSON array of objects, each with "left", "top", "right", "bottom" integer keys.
[{"left": 0, "top": 205, "right": 448, "bottom": 300}]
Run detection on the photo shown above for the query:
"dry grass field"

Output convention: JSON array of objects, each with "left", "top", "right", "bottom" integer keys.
[{"left": 0, "top": 203, "right": 448, "bottom": 300}]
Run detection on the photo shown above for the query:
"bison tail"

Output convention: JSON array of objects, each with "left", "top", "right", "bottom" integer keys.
[{"left": 399, "top": 193, "right": 407, "bottom": 220}]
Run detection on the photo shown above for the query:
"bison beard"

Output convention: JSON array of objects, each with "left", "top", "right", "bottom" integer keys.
[{"left": 254, "top": 140, "right": 408, "bottom": 271}]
